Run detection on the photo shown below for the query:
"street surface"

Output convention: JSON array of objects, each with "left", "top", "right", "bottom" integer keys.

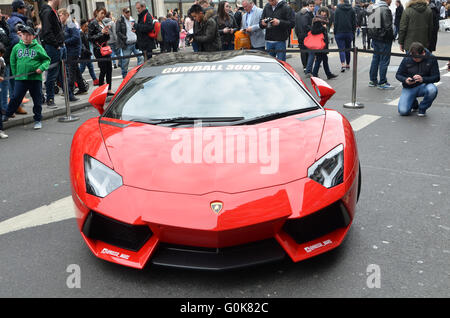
[{"left": 0, "top": 31, "right": 449, "bottom": 298}]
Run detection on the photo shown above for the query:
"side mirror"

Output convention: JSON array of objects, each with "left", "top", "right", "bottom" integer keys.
[
  {"left": 88, "top": 84, "right": 109, "bottom": 115},
  {"left": 310, "top": 77, "right": 336, "bottom": 106}
]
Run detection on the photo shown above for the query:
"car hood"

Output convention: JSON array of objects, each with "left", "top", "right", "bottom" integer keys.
[{"left": 100, "top": 111, "right": 325, "bottom": 195}]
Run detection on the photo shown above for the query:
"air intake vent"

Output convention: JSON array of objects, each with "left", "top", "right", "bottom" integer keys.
[
  {"left": 282, "top": 201, "right": 351, "bottom": 245},
  {"left": 82, "top": 211, "right": 152, "bottom": 252}
]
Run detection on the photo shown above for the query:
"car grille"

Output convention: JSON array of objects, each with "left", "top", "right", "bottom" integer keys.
[{"left": 151, "top": 239, "right": 286, "bottom": 271}]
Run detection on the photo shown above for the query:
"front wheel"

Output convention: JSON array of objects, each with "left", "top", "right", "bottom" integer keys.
[{"left": 357, "top": 163, "right": 361, "bottom": 203}]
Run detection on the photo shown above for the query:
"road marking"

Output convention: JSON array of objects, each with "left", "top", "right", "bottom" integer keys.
[
  {"left": 443, "top": 73, "right": 450, "bottom": 77},
  {"left": 0, "top": 115, "right": 380, "bottom": 237},
  {"left": 0, "top": 196, "right": 74, "bottom": 236},
  {"left": 350, "top": 114, "right": 381, "bottom": 131},
  {"left": 86, "top": 75, "right": 123, "bottom": 82}
]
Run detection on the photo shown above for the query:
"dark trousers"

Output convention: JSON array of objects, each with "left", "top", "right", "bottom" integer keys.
[
  {"left": 67, "top": 55, "right": 87, "bottom": 92},
  {"left": 299, "top": 43, "right": 308, "bottom": 69},
  {"left": 44, "top": 44, "right": 61, "bottom": 100},
  {"left": 335, "top": 32, "right": 353, "bottom": 65},
  {"left": 98, "top": 57, "right": 112, "bottom": 90},
  {"left": 6, "top": 80, "right": 42, "bottom": 122},
  {"left": 163, "top": 41, "right": 178, "bottom": 52},
  {"left": 143, "top": 49, "right": 153, "bottom": 61},
  {"left": 312, "top": 53, "right": 332, "bottom": 77}
]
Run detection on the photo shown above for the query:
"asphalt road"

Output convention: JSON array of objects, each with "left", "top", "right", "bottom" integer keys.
[{"left": 0, "top": 33, "right": 449, "bottom": 298}]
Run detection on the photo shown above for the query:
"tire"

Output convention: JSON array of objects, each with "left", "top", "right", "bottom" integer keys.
[{"left": 357, "top": 163, "right": 362, "bottom": 203}]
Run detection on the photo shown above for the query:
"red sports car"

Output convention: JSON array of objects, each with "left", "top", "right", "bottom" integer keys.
[{"left": 70, "top": 51, "right": 361, "bottom": 270}]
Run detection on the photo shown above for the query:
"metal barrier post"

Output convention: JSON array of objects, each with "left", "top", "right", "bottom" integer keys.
[
  {"left": 58, "top": 59, "right": 79, "bottom": 123},
  {"left": 343, "top": 46, "right": 364, "bottom": 109}
]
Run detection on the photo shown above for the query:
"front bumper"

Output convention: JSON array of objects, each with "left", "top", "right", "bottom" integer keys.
[{"left": 72, "top": 170, "right": 359, "bottom": 270}]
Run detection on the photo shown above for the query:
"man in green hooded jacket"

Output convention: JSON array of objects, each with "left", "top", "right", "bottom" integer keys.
[
  {"left": 398, "top": 0, "right": 434, "bottom": 52},
  {"left": 4, "top": 25, "right": 50, "bottom": 130}
]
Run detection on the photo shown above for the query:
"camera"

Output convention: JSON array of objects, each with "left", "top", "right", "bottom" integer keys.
[{"left": 263, "top": 17, "right": 274, "bottom": 29}]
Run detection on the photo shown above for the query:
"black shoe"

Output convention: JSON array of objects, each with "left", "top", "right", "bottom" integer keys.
[
  {"left": 47, "top": 98, "right": 56, "bottom": 108},
  {"left": 341, "top": 67, "right": 346, "bottom": 73},
  {"left": 69, "top": 96, "right": 79, "bottom": 102},
  {"left": 327, "top": 74, "right": 338, "bottom": 80},
  {"left": 411, "top": 99, "right": 419, "bottom": 112},
  {"left": 75, "top": 90, "right": 88, "bottom": 95}
]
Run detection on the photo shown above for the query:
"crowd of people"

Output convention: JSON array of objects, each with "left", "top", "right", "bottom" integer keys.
[
  {"left": 0, "top": 0, "right": 159, "bottom": 138},
  {"left": 184, "top": 0, "right": 447, "bottom": 117},
  {"left": 0, "top": 0, "right": 449, "bottom": 139}
]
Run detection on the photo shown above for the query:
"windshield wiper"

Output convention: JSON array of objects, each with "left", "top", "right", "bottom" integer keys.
[
  {"left": 127, "top": 116, "right": 245, "bottom": 125},
  {"left": 229, "top": 107, "right": 320, "bottom": 126}
]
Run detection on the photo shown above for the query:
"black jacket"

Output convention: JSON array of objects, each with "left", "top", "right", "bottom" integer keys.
[
  {"left": 367, "top": 1, "right": 394, "bottom": 43},
  {"left": 394, "top": 5, "right": 404, "bottom": 27},
  {"left": 216, "top": 13, "right": 238, "bottom": 46},
  {"left": 395, "top": 49, "right": 440, "bottom": 88},
  {"left": 260, "top": 0, "right": 295, "bottom": 42},
  {"left": 193, "top": 9, "right": 221, "bottom": 52},
  {"left": 88, "top": 19, "right": 110, "bottom": 58},
  {"left": 39, "top": 4, "right": 64, "bottom": 48},
  {"left": 115, "top": 15, "right": 128, "bottom": 50},
  {"left": 161, "top": 18, "right": 180, "bottom": 43},
  {"left": 295, "top": 8, "right": 313, "bottom": 41},
  {"left": 80, "top": 31, "right": 92, "bottom": 59},
  {"left": 334, "top": 3, "right": 356, "bottom": 34},
  {"left": 135, "top": 9, "right": 156, "bottom": 51}
]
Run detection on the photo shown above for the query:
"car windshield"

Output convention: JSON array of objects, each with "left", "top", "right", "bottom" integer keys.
[{"left": 103, "top": 63, "right": 318, "bottom": 123}]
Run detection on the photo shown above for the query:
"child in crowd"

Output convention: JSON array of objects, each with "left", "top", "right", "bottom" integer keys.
[
  {"left": 3, "top": 25, "right": 50, "bottom": 130},
  {"left": 179, "top": 28, "right": 187, "bottom": 50}
]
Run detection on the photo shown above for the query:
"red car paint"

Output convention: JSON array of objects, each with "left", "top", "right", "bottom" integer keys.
[{"left": 70, "top": 53, "right": 360, "bottom": 269}]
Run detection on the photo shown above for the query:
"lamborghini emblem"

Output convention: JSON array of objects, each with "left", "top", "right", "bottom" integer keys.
[{"left": 210, "top": 201, "right": 223, "bottom": 214}]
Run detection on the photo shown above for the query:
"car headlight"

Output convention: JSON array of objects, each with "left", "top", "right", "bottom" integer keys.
[
  {"left": 308, "top": 144, "right": 344, "bottom": 188},
  {"left": 84, "top": 155, "right": 123, "bottom": 197}
]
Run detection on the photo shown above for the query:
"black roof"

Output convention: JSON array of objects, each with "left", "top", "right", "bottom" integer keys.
[{"left": 140, "top": 50, "right": 279, "bottom": 69}]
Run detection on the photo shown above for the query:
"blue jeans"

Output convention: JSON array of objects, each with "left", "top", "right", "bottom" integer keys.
[
  {"left": 79, "top": 61, "right": 97, "bottom": 81},
  {"left": 369, "top": 40, "right": 392, "bottom": 85},
  {"left": 266, "top": 41, "right": 286, "bottom": 61},
  {"left": 398, "top": 83, "right": 438, "bottom": 115},
  {"left": 312, "top": 53, "right": 332, "bottom": 77},
  {"left": 305, "top": 52, "right": 315, "bottom": 74},
  {"left": 0, "top": 66, "right": 9, "bottom": 112},
  {"left": 335, "top": 32, "right": 353, "bottom": 65},
  {"left": 121, "top": 43, "right": 144, "bottom": 78},
  {"left": 6, "top": 80, "right": 43, "bottom": 122},
  {"left": 110, "top": 43, "right": 122, "bottom": 68},
  {"left": 44, "top": 44, "right": 61, "bottom": 101}
]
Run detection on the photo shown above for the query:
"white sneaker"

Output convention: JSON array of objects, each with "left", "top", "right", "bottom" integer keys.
[
  {"left": 33, "top": 121, "right": 42, "bottom": 130},
  {"left": 0, "top": 130, "right": 8, "bottom": 139}
]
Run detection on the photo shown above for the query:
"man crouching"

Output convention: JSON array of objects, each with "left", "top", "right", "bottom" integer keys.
[{"left": 396, "top": 42, "right": 439, "bottom": 117}]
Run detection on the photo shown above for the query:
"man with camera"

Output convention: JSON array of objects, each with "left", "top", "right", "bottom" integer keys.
[
  {"left": 395, "top": 42, "right": 440, "bottom": 117},
  {"left": 259, "top": 0, "right": 295, "bottom": 61}
]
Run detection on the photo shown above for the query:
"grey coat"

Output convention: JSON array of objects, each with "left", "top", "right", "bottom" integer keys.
[{"left": 242, "top": 6, "right": 265, "bottom": 49}]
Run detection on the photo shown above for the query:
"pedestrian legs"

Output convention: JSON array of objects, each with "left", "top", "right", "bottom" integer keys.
[
  {"left": 370, "top": 40, "right": 392, "bottom": 85},
  {"left": 398, "top": 83, "right": 438, "bottom": 116},
  {"left": 44, "top": 44, "right": 61, "bottom": 103}
]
